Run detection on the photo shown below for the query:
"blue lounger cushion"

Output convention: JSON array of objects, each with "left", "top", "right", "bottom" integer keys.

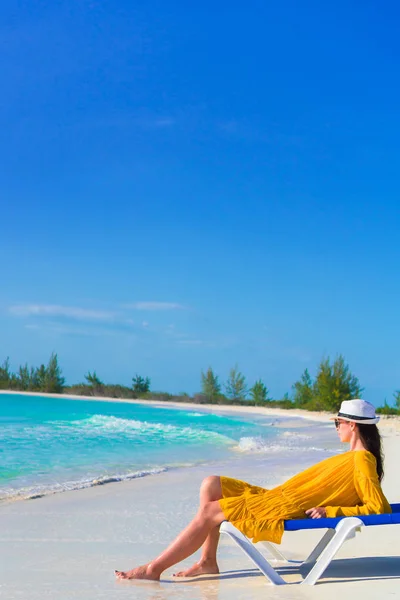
[{"left": 284, "top": 503, "right": 400, "bottom": 531}]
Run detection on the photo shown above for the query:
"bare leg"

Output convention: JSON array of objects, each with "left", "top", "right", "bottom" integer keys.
[
  {"left": 115, "top": 499, "right": 225, "bottom": 581},
  {"left": 174, "top": 476, "right": 222, "bottom": 577}
]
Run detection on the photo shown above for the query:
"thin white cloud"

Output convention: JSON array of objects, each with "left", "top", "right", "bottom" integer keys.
[
  {"left": 20, "top": 319, "right": 135, "bottom": 338},
  {"left": 9, "top": 304, "right": 116, "bottom": 321},
  {"left": 125, "top": 302, "right": 186, "bottom": 311},
  {"left": 43, "top": 324, "right": 121, "bottom": 337}
]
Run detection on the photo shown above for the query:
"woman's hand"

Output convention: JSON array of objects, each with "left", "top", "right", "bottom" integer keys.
[{"left": 305, "top": 507, "right": 327, "bottom": 519}]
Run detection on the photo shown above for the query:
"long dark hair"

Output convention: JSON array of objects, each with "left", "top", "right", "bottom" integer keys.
[{"left": 357, "top": 424, "right": 384, "bottom": 482}]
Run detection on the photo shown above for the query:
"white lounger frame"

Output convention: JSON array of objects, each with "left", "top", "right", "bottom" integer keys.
[{"left": 220, "top": 517, "right": 364, "bottom": 585}]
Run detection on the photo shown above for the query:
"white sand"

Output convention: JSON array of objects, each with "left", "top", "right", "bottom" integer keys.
[{"left": 1, "top": 394, "right": 399, "bottom": 599}]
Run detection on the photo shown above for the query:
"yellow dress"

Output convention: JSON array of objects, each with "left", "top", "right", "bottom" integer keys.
[{"left": 219, "top": 450, "right": 391, "bottom": 544}]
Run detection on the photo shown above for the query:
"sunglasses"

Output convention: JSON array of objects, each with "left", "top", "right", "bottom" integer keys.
[{"left": 334, "top": 419, "right": 350, "bottom": 429}]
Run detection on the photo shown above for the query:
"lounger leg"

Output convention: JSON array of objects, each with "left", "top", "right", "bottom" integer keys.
[
  {"left": 302, "top": 529, "right": 336, "bottom": 567},
  {"left": 220, "top": 522, "right": 287, "bottom": 585},
  {"left": 302, "top": 517, "right": 363, "bottom": 586}
]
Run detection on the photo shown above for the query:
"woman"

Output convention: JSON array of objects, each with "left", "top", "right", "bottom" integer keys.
[{"left": 115, "top": 399, "right": 391, "bottom": 581}]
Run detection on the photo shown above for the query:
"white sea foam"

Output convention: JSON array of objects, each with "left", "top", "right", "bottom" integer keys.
[
  {"left": 235, "top": 436, "right": 331, "bottom": 454},
  {"left": 281, "top": 431, "right": 312, "bottom": 439},
  {"left": 0, "top": 467, "right": 169, "bottom": 502},
  {"left": 49, "top": 414, "right": 234, "bottom": 445}
]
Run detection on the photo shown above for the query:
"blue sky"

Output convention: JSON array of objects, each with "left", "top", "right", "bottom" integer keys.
[{"left": 1, "top": 1, "right": 399, "bottom": 404}]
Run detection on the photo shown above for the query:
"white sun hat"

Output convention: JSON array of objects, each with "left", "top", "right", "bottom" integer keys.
[{"left": 330, "top": 399, "right": 380, "bottom": 425}]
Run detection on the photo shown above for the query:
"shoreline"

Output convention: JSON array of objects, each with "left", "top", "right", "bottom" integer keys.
[{"left": 2, "top": 389, "right": 400, "bottom": 431}]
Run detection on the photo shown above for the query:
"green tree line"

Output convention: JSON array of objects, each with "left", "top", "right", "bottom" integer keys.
[
  {"left": 0, "top": 353, "right": 65, "bottom": 393},
  {"left": 0, "top": 353, "right": 399, "bottom": 414}
]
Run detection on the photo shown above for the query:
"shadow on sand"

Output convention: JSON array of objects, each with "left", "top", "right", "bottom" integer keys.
[{"left": 169, "top": 555, "right": 400, "bottom": 585}]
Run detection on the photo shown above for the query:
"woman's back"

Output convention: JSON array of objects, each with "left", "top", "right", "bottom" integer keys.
[{"left": 282, "top": 449, "right": 391, "bottom": 518}]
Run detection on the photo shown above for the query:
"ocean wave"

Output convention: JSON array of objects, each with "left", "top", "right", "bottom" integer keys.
[
  {"left": 281, "top": 431, "right": 312, "bottom": 439},
  {"left": 48, "top": 414, "right": 235, "bottom": 446},
  {"left": 0, "top": 467, "right": 168, "bottom": 503},
  {"left": 235, "top": 436, "right": 331, "bottom": 454}
]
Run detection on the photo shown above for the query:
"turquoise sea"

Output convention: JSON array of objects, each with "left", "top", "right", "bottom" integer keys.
[{"left": 0, "top": 393, "right": 339, "bottom": 502}]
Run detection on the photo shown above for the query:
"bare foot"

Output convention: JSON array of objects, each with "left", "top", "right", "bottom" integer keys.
[
  {"left": 115, "top": 564, "right": 160, "bottom": 581},
  {"left": 173, "top": 560, "right": 219, "bottom": 578}
]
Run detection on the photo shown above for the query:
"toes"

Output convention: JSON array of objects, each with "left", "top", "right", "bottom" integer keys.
[{"left": 115, "top": 571, "right": 125, "bottom": 579}]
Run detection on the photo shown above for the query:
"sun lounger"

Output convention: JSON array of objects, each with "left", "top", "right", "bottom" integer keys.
[{"left": 220, "top": 503, "right": 400, "bottom": 585}]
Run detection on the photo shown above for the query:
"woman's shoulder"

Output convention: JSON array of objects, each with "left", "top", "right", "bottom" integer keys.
[
  {"left": 325, "top": 450, "right": 376, "bottom": 469},
  {"left": 309, "top": 451, "right": 358, "bottom": 470},
  {"left": 353, "top": 449, "right": 377, "bottom": 476},
  {"left": 291, "top": 450, "right": 375, "bottom": 479}
]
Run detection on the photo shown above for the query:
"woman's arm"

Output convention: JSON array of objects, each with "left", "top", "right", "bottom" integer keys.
[
  {"left": 324, "top": 453, "right": 391, "bottom": 518},
  {"left": 324, "top": 491, "right": 390, "bottom": 518}
]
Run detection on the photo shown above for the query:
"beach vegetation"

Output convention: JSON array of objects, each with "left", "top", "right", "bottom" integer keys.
[
  {"left": 44, "top": 353, "right": 65, "bottom": 393},
  {"left": 250, "top": 380, "right": 272, "bottom": 405},
  {"left": 0, "top": 353, "right": 65, "bottom": 393},
  {"left": 376, "top": 400, "right": 393, "bottom": 414},
  {"left": 376, "top": 392, "right": 400, "bottom": 415},
  {"left": 1, "top": 352, "right": 398, "bottom": 415},
  {"left": 132, "top": 375, "right": 151, "bottom": 396},
  {"left": 200, "top": 367, "right": 221, "bottom": 403},
  {"left": 17, "top": 364, "right": 31, "bottom": 390},
  {"left": 33, "top": 364, "right": 48, "bottom": 390},
  {"left": 275, "top": 393, "right": 296, "bottom": 409},
  {"left": 85, "top": 371, "right": 104, "bottom": 387},
  {"left": 292, "top": 369, "right": 313, "bottom": 406},
  {"left": 312, "top": 355, "right": 363, "bottom": 411},
  {"left": 83, "top": 371, "right": 104, "bottom": 395},
  {"left": 291, "top": 355, "right": 363, "bottom": 412},
  {"left": 0, "top": 357, "right": 11, "bottom": 389},
  {"left": 224, "top": 366, "right": 248, "bottom": 403}
]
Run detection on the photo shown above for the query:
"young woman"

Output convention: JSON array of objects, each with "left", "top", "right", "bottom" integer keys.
[{"left": 115, "top": 399, "right": 391, "bottom": 581}]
